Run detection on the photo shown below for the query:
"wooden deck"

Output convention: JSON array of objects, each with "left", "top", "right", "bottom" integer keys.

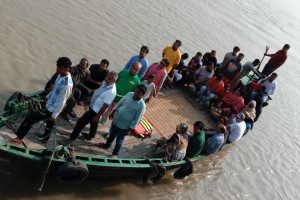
[{"left": 0, "top": 85, "right": 216, "bottom": 159}]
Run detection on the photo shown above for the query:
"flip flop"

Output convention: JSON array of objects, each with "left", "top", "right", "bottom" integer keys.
[{"left": 8, "top": 138, "right": 22, "bottom": 145}]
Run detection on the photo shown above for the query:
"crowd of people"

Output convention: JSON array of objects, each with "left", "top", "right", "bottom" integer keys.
[{"left": 8, "top": 40, "right": 289, "bottom": 160}]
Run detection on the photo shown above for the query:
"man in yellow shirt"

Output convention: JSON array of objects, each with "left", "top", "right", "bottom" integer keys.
[{"left": 162, "top": 40, "right": 182, "bottom": 86}]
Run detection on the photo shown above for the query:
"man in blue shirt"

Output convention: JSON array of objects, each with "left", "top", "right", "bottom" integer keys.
[
  {"left": 123, "top": 45, "right": 149, "bottom": 80},
  {"left": 96, "top": 85, "right": 147, "bottom": 158},
  {"left": 203, "top": 124, "right": 226, "bottom": 155}
]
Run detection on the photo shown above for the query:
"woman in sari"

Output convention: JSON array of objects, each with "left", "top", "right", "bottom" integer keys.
[{"left": 143, "top": 59, "right": 169, "bottom": 97}]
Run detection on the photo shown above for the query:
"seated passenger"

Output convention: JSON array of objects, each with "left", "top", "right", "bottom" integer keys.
[
  {"left": 84, "top": 59, "right": 109, "bottom": 90},
  {"left": 203, "top": 124, "right": 226, "bottom": 155},
  {"left": 141, "top": 73, "right": 156, "bottom": 104},
  {"left": 175, "top": 53, "right": 189, "bottom": 82},
  {"left": 123, "top": 45, "right": 149, "bottom": 80},
  {"left": 153, "top": 123, "right": 189, "bottom": 162},
  {"left": 202, "top": 50, "right": 217, "bottom": 67},
  {"left": 251, "top": 73, "right": 277, "bottom": 102},
  {"left": 181, "top": 52, "right": 202, "bottom": 87},
  {"left": 239, "top": 59, "right": 264, "bottom": 79},
  {"left": 228, "top": 113, "right": 246, "bottom": 142},
  {"left": 241, "top": 100, "right": 256, "bottom": 135},
  {"left": 221, "top": 46, "right": 240, "bottom": 67},
  {"left": 198, "top": 74, "right": 224, "bottom": 104},
  {"left": 193, "top": 62, "right": 214, "bottom": 95},
  {"left": 186, "top": 121, "right": 205, "bottom": 158}
]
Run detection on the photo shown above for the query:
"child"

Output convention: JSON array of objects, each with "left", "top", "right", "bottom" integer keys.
[{"left": 141, "top": 73, "right": 156, "bottom": 103}]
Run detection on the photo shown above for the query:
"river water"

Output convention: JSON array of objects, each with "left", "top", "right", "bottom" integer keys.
[{"left": 1, "top": 0, "right": 300, "bottom": 199}]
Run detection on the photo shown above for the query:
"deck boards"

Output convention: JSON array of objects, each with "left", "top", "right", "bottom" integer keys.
[{"left": 0, "top": 86, "right": 216, "bottom": 159}]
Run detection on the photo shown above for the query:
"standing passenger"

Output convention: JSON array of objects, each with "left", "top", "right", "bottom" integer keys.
[
  {"left": 123, "top": 45, "right": 149, "bottom": 80},
  {"left": 96, "top": 85, "right": 147, "bottom": 158}
]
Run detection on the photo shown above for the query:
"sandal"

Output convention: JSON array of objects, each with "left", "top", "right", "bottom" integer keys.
[
  {"left": 81, "top": 132, "right": 92, "bottom": 141},
  {"left": 95, "top": 142, "right": 108, "bottom": 149},
  {"left": 8, "top": 138, "right": 23, "bottom": 146}
]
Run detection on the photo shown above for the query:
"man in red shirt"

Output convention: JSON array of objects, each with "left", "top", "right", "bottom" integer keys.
[{"left": 262, "top": 44, "right": 290, "bottom": 76}]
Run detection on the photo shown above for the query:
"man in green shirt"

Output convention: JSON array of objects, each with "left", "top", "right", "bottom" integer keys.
[
  {"left": 100, "top": 62, "right": 142, "bottom": 123},
  {"left": 186, "top": 121, "right": 205, "bottom": 158}
]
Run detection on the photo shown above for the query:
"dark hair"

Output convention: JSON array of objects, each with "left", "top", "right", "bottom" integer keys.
[
  {"left": 253, "top": 59, "right": 260, "bottom": 64},
  {"left": 219, "top": 127, "right": 226, "bottom": 133},
  {"left": 80, "top": 58, "right": 89, "bottom": 66},
  {"left": 208, "top": 61, "right": 214, "bottom": 67},
  {"left": 57, "top": 57, "right": 72, "bottom": 69},
  {"left": 194, "top": 121, "right": 204, "bottom": 129},
  {"left": 284, "top": 44, "right": 290, "bottom": 49},
  {"left": 238, "top": 53, "right": 245, "bottom": 57},
  {"left": 141, "top": 45, "right": 149, "bottom": 54},
  {"left": 175, "top": 40, "right": 182, "bottom": 46},
  {"left": 162, "top": 58, "right": 170, "bottom": 67},
  {"left": 236, "top": 87, "right": 245, "bottom": 96},
  {"left": 137, "top": 84, "right": 147, "bottom": 95},
  {"left": 216, "top": 74, "right": 223, "bottom": 81},
  {"left": 271, "top": 72, "right": 278, "bottom": 77},
  {"left": 211, "top": 50, "right": 216, "bottom": 54},
  {"left": 149, "top": 73, "right": 156, "bottom": 79},
  {"left": 101, "top": 59, "right": 110, "bottom": 67},
  {"left": 196, "top": 52, "right": 202, "bottom": 57},
  {"left": 233, "top": 46, "right": 240, "bottom": 51},
  {"left": 181, "top": 53, "right": 189, "bottom": 60}
]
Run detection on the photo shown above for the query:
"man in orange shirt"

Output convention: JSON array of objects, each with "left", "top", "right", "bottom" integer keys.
[
  {"left": 162, "top": 40, "right": 182, "bottom": 85},
  {"left": 198, "top": 74, "right": 224, "bottom": 104}
]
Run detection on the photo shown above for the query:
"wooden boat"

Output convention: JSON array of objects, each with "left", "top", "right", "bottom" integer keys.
[{"left": 0, "top": 74, "right": 261, "bottom": 184}]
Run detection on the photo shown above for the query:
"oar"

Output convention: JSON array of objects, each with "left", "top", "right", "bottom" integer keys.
[{"left": 257, "top": 45, "right": 270, "bottom": 71}]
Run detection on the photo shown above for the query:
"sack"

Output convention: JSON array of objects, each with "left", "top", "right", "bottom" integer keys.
[{"left": 133, "top": 117, "right": 152, "bottom": 139}]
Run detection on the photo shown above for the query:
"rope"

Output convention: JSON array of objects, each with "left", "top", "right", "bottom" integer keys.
[{"left": 37, "top": 145, "right": 64, "bottom": 191}]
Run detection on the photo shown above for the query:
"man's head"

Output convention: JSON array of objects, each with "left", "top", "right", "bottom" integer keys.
[
  {"left": 210, "top": 50, "right": 216, "bottom": 58},
  {"left": 237, "top": 53, "right": 244, "bottom": 62},
  {"left": 193, "top": 121, "right": 204, "bottom": 134},
  {"left": 181, "top": 53, "right": 189, "bottom": 60},
  {"left": 104, "top": 71, "right": 118, "bottom": 85},
  {"left": 216, "top": 74, "right": 223, "bottom": 83},
  {"left": 79, "top": 58, "right": 89, "bottom": 72},
  {"left": 195, "top": 52, "right": 202, "bottom": 61},
  {"left": 176, "top": 122, "right": 188, "bottom": 134},
  {"left": 282, "top": 44, "right": 290, "bottom": 52},
  {"left": 130, "top": 62, "right": 142, "bottom": 76},
  {"left": 253, "top": 59, "right": 260, "bottom": 67},
  {"left": 99, "top": 59, "right": 109, "bottom": 71},
  {"left": 236, "top": 113, "right": 245, "bottom": 122},
  {"left": 234, "top": 87, "right": 245, "bottom": 97},
  {"left": 140, "top": 45, "right": 149, "bottom": 59},
  {"left": 172, "top": 40, "right": 182, "bottom": 50},
  {"left": 205, "top": 62, "right": 214, "bottom": 72},
  {"left": 233, "top": 46, "right": 240, "bottom": 55},
  {"left": 56, "top": 57, "right": 72, "bottom": 76},
  {"left": 160, "top": 59, "right": 170, "bottom": 69},
  {"left": 216, "top": 124, "right": 226, "bottom": 134},
  {"left": 269, "top": 73, "right": 278, "bottom": 82},
  {"left": 133, "top": 84, "right": 147, "bottom": 101}
]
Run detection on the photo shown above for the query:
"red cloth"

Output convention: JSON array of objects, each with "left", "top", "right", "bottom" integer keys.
[
  {"left": 249, "top": 82, "right": 261, "bottom": 90},
  {"left": 143, "top": 63, "right": 166, "bottom": 90},
  {"left": 222, "top": 91, "right": 244, "bottom": 113},
  {"left": 267, "top": 50, "right": 287, "bottom": 69},
  {"left": 209, "top": 76, "right": 224, "bottom": 94}
]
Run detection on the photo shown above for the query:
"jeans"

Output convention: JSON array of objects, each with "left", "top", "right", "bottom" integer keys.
[
  {"left": 76, "top": 82, "right": 91, "bottom": 101},
  {"left": 262, "top": 63, "right": 273, "bottom": 77},
  {"left": 70, "top": 108, "right": 98, "bottom": 141},
  {"left": 105, "top": 123, "right": 126, "bottom": 156},
  {"left": 16, "top": 109, "right": 54, "bottom": 140},
  {"left": 251, "top": 91, "right": 268, "bottom": 102},
  {"left": 199, "top": 86, "right": 215, "bottom": 103}
]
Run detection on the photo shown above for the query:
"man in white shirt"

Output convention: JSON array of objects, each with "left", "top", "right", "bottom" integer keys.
[
  {"left": 222, "top": 46, "right": 240, "bottom": 67},
  {"left": 228, "top": 113, "right": 246, "bottom": 142},
  {"left": 9, "top": 57, "right": 73, "bottom": 145},
  {"left": 193, "top": 62, "right": 214, "bottom": 95},
  {"left": 251, "top": 73, "right": 277, "bottom": 102},
  {"left": 63, "top": 71, "right": 118, "bottom": 144}
]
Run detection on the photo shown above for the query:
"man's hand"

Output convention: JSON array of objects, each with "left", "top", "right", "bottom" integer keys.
[
  {"left": 109, "top": 111, "right": 116, "bottom": 120},
  {"left": 49, "top": 116, "right": 56, "bottom": 121},
  {"left": 92, "top": 115, "right": 100, "bottom": 123},
  {"left": 125, "top": 129, "right": 132, "bottom": 135}
]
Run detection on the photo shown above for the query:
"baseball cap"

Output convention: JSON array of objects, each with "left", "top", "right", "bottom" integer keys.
[{"left": 236, "top": 113, "right": 245, "bottom": 119}]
